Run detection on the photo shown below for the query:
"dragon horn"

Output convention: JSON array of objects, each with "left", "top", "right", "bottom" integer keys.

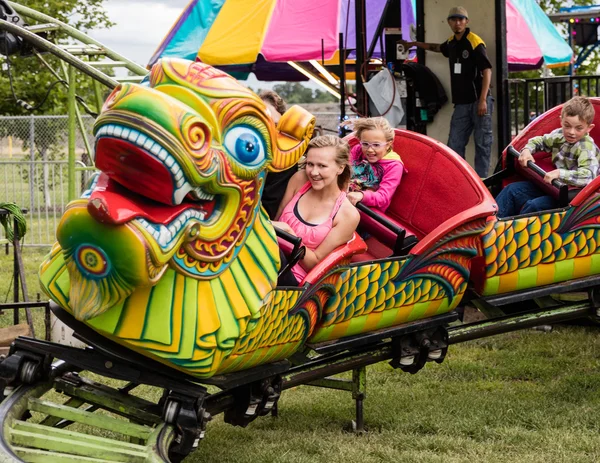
[{"left": 269, "top": 105, "right": 316, "bottom": 172}]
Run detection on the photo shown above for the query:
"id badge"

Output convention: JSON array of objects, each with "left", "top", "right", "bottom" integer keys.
[{"left": 454, "top": 62, "right": 462, "bottom": 74}]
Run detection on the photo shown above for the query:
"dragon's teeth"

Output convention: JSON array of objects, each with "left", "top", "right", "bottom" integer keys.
[
  {"left": 158, "top": 227, "right": 170, "bottom": 247},
  {"left": 173, "top": 183, "right": 193, "bottom": 204},
  {"left": 137, "top": 210, "right": 206, "bottom": 249}
]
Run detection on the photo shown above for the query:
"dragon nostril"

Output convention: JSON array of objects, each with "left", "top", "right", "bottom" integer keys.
[
  {"left": 88, "top": 198, "right": 110, "bottom": 222},
  {"left": 187, "top": 223, "right": 201, "bottom": 240}
]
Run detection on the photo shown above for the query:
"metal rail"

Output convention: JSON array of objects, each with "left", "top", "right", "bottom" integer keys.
[
  {"left": 206, "top": 300, "right": 594, "bottom": 415},
  {"left": 8, "top": 1, "right": 148, "bottom": 77},
  {"left": 448, "top": 303, "right": 593, "bottom": 344},
  {"left": 0, "top": 18, "right": 118, "bottom": 89}
]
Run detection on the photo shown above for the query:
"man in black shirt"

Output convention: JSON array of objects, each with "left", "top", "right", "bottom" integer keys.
[{"left": 399, "top": 6, "right": 493, "bottom": 177}]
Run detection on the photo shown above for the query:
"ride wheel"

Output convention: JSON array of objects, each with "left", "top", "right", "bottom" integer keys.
[{"left": 0, "top": 368, "right": 176, "bottom": 463}]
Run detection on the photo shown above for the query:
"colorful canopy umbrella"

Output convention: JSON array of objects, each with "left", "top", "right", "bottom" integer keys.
[
  {"left": 507, "top": 0, "right": 572, "bottom": 71},
  {"left": 149, "top": 0, "right": 572, "bottom": 80},
  {"left": 148, "top": 0, "right": 416, "bottom": 81}
]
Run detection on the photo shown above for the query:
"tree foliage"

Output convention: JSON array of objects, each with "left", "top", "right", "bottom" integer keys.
[
  {"left": 0, "top": 0, "right": 113, "bottom": 117},
  {"left": 253, "top": 82, "right": 337, "bottom": 105}
]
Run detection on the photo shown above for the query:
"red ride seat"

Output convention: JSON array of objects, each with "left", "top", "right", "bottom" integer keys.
[
  {"left": 501, "top": 97, "right": 600, "bottom": 202},
  {"left": 507, "top": 98, "right": 600, "bottom": 156},
  {"left": 300, "top": 232, "right": 367, "bottom": 286},
  {"left": 347, "top": 129, "right": 490, "bottom": 260}
]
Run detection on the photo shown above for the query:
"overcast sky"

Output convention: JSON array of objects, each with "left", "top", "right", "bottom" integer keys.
[
  {"left": 86, "top": 0, "right": 273, "bottom": 89},
  {"left": 87, "top": 0, "right": 191, "bottom": 67}
]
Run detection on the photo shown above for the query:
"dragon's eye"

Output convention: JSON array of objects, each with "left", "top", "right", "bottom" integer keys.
[{"left": 224, "top": 126, "right": 266, "bottom": 166}]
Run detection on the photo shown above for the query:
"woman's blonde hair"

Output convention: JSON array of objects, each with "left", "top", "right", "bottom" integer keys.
[
  {"left": 303, "top": 135, "right": 351, "bottom": 189},
  {"left": 353, "top": 117, "right": 395, "bottom": 148}
]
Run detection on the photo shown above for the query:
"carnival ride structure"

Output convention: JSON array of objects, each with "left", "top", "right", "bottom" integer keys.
[{"left": 2, "top": 3, "right": 600, "bottom": 463}]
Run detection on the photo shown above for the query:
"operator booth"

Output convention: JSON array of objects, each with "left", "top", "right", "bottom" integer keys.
[{"left": 413, "top": 0, "right": 502, "bottom": 168}]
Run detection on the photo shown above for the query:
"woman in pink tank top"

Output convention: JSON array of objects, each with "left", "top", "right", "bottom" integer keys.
[{"left": 272, "top": 135, "right": 360, "bottom": 284}]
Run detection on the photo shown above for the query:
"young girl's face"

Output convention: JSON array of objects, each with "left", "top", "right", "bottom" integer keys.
[{"left": 359, "top": 129, "right": 391, "bottom": 163}]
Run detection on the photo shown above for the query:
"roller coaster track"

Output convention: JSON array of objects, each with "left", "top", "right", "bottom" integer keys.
[
  {"left": 0, "top": 300, "right": 594, "bottom": 462},
  {"left": 1, "top": 1, "right": 149, "bottom": 90}
]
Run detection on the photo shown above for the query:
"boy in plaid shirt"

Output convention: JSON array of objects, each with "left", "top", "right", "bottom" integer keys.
[{"left": 496, "top": 96, "right": 600, "bottom": 217}]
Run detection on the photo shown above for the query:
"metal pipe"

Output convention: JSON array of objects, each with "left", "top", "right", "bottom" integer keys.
[
  {"left": 59, "top": 59, "right": 94, "bottom": 160},
  {"left": 339, "top": 33, "right": 346, "bottom": 127},
  {"left": 282, "top": 345, "right": 391, "bottom": 390},
  {"left": 524, "top": 82, "right": 530, "bottom": 129},
  {"left": 448, "top": 304, "right": 592, "bottom": 344},
  {"left": 366, "top": 0, "right": 393, "bottom": 60},
  {"left": 28, "top": 116, "right": 34, "bottom": 218},
  {"left": 0, "top": 18, "right": 118, "bottom": 88},
  {"left": 205, "top": 345, "right": 392, "bottom": 416},
  {"left": 68, "top": 65, "right": 76, "bottom": 201},
  {"left": 354, "top": 0, "right": 368, "bottom": 115},
  {"left": 8, "top": 1, "right": 147, "bottom": 77},
  {"left": 495, "top": 0, "right": 509, "bottom": 154},
  {"left": 12, "top": 217, "right": 19, "bottom": 325}
]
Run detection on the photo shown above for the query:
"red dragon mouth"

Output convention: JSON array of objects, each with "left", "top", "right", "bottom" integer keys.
[{"left": 88, "top": 173, "right": 216, "bottom": 226}]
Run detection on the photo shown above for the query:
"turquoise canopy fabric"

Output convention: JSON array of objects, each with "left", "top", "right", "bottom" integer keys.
[{"left": 509, "top": 0, "right": 572, "bottom": 69}]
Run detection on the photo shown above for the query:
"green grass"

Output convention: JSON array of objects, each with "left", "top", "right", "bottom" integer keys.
[
  {"left": 0, "top": 245, "right": 50, "bottom": 336},
  {"left": 0, "top": 245, "right": 48, "bottom": 303},
  {"left": 192, "top": 330, "right": 600, "bottom": 463},
  {"left": 2, "top": 248, "right": 600, "bottom": 462}
]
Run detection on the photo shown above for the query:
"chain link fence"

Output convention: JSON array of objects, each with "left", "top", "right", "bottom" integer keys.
[
  {"left": 0, "top": 115, "right": 95, "bottom": 160},
  {"left": 0, "top": 111, "right": 345, "bottom": 247},
  {"left": 0, "top": 115, "right": 95, "bottom": 246}
]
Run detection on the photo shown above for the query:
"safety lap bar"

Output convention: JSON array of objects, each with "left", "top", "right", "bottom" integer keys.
[
  {"left": 274, "top": 226, "right": 305, "bottom": 277},
  {"left": 507, "top": 145, "right": 569, "bottom": 206},
  {"left": 356, "top": 202, "right": 406, "bottom": 256}
]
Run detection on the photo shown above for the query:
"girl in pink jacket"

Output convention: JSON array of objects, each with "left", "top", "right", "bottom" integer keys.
[{"left": 346, "top": 117, "right": 406, "bottom": 212}]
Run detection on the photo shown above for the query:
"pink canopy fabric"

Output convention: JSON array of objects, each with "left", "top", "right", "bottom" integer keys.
[
  {"left": 261, "top": 2, "right": 340, "bottom": 62},
  {"left": 148, "top": 0, "right": 412, "bottom": 77},
  {"left": 507, "top": 0, "right": 572, "bottom": 71},
  {"left": 507, "top": 0, "right": 543, "bottom": 69}
]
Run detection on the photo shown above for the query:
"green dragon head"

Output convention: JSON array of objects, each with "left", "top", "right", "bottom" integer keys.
[{"left": 49, "top": 59, "right": 315, "bottom": 321}]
